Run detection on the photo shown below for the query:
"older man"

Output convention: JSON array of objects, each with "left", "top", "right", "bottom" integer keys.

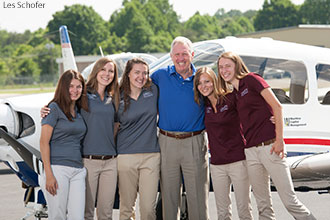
[{"left": 151, "top": 36, "right": 209, "bottom": 220}]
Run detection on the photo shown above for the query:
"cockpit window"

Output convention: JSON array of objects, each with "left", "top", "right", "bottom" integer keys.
[
  {"left": 241, "top": 56, "right": 308, "bottom": 104},
  {"left": 193, "top": 42, "right": 224, "bottom": 68},
  {"left": 316, "top": 64, "right": 330, "bottom": 105}
]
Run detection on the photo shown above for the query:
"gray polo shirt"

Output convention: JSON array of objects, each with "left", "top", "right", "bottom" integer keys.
[
  {"left": 117, "top": 83, "right": 160, "bottom": 154},
  {"left": 81, "top": 92, "right": 116, "bottom": 156},
  {"left": 41, "top": 102, "right": 86, "bottom": 168}
]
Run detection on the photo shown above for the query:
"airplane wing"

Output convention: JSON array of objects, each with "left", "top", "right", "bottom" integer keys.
[{"left": 0, "top": 128, "right": 42, "bottom": 174}]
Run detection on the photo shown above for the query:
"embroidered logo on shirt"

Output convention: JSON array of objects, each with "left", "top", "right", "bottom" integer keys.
[
  {"left": 206, "top": 107, "right": 212, "bottom": 114},
  {"left": 241, "top": 88, "right": 248, "bottom": 97},
  {"left": 220, "top": 105, "right": 228, "bottom": 112},
  {"left": 143, "top": 91, "right": 153, "bottom": 98},
  {"left": 105, "top": 96, "right": 112, "bottom": 105},
  {"left": 90, "top": 94, "right": 98, "bottom": 99}
]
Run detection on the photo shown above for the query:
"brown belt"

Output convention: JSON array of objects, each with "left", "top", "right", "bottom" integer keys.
[
  {"left": 83, "top": 155, "right": 117, "bottom": 160},
  {"left": 159, "top": 129, "right": 204, "bottom": 139},
  {"left": 255, "top": 138, "right": 276, "bottom": 147}
]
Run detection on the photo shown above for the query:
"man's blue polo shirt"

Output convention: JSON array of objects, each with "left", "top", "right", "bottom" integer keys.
[{"left": 151, "top": 64, "right": 205, "bottom": 132}]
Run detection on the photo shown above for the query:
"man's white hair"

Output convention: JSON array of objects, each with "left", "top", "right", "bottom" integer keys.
[{"left": 170, "top": 36, "right": 193, "bottom": 54}]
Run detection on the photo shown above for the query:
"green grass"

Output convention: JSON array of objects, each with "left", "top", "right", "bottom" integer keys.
[
  {"left": 0, "top": 82, "right": 55, "bottom": 89},
  {"left": 0, "top": 87, "right": 55, "bottom": 94}
]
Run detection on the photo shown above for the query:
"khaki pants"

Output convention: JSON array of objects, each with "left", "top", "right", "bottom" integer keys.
[
  {"left": 84, "top": 157, "right": 117, "bottom": 220},
  {"left": 117, "top": 152, "right": 160, "bottom": 220},
  {"left": 159, "top": 132, "right": 209, "bottom": 220},
  {"left": 210, "top": 160, "right": 253, "bottom": 220},
  {"left": 245, "top": 144, "right": 316, "bottom": 220}
]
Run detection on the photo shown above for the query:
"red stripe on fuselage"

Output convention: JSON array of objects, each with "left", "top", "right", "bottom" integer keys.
[{"left": 284, "top": 138, "right": 330, "bottom": 146}]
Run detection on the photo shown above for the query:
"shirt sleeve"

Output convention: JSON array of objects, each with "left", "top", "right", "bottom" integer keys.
[
  {"left": 41, "top": 102, "right": 59, "bottom": 128},
  {"left": 150, "top": 70, "right": 159, "bottom": 86},
  {"left": 247, "top": 73, "right": 270, "bottom": 94},
  {"left": 80, "top": 108, "right": 88, "bottom": 121}
]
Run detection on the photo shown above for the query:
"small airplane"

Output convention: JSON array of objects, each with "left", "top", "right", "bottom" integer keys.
[{"left": 1, "top": 30, "right": 330, "bottom": 219}]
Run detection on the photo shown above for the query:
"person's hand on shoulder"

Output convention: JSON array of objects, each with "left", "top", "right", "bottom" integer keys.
[{"left": 40, "top": 105, "right": 50, "bottom": 118}]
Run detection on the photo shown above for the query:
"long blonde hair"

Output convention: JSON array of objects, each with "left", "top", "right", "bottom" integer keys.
[{"left": 194, "top": 67, "right": 225, "bottom": 106}]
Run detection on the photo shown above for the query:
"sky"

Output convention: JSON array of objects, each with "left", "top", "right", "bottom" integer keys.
[{"left": 0, "top": 0, "right": 304, "bottom": 33}]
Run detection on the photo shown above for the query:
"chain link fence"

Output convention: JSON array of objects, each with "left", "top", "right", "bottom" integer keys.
[{"left": 0, "top": 74, "right": 59, "bottom": 87}]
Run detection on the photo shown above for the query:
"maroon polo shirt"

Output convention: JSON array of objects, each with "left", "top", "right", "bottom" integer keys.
[
  {"left": 233, "top": 73, "right": 276, "bottom": 148},
  {"left": 204, "top": 93, "right": 246, "bottom": 165}
]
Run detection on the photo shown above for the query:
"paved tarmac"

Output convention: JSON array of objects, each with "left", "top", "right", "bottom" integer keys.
[{"left": 0, "top": 162, "right": 329, "bottom": 220}]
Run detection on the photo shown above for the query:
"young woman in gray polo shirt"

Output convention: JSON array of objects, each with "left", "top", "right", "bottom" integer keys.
[
  {"left": 82, "top": 57, "right": 120, "bottom": 220},
  {"left": 41, "top": 57, "right": 120, "bottom": 220},
  {"left": 116, "top": 58, "right": 160, "bottom": 220},
  {"left": 40, "top": 70, "right": 89, "bottom": 220}
]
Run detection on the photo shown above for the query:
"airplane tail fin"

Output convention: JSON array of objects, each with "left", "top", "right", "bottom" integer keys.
[{"left": 59, "top": 25, "right": 77, "bottom": 72}]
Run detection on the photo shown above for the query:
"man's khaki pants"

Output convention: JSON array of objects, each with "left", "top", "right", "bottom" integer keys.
[{"left": 159, "top": 132, "right": 209, "bottom": 220}]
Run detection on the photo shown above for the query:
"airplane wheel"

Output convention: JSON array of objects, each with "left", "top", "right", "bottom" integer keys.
[{"left": 180, "top": 193, "right": 189, "bottom": 220}]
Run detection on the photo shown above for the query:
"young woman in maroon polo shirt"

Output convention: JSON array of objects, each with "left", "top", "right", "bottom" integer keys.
[
  {"left": 217, "top": 51, "right": 316, "bottom": 220},
  {"left": 194, "top": 67, "right": 253, "bottom": 220}
]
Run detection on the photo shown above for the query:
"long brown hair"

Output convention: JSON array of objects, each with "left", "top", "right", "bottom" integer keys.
[
  {"left": 194, "top": 67, "right": 225, "bottom": 106},
  {"left": 217, "top": 51, "right": 249, "bottom": 90},
  {"left": 49, "top": 69, "right": 88, "bottom": 121},
  {"left": 119, "top": 58, "right": 151, "bottom": 112},
  {"left": 86, "top": 57, "right": 120, "bottom": 111}
]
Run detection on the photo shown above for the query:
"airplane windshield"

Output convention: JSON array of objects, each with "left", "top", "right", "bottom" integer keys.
[
  {"left": 241, "top": 56, "right": 308, "bottom": 104},
  {"left": 316, "top": 63, "right": 330, "bottom": 104}
]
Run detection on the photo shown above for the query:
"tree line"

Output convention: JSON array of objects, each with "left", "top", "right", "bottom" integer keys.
[{"left": 0, "top": 0, "right": 329, "bottom": 85}]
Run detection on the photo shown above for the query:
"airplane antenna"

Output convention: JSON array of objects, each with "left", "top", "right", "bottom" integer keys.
[{"left": 99, "top": 46, "right": 104, "bottom": 57}]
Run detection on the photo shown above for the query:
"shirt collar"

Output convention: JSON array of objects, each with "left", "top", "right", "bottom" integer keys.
[
  {"left": 169, "top": 63, "right": 196, "bottom": 80},
  {"left": 88, "top": 91, "right": 110, "bottom": 100}
]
